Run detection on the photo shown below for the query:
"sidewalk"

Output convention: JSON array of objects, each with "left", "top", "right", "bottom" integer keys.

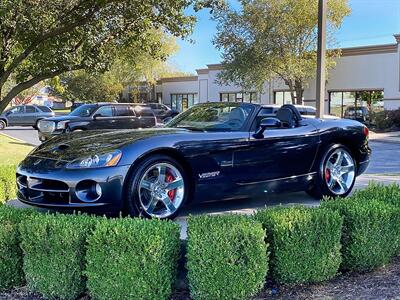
[{"left": 370, "top": 131, "right": 400, "bottom": 143}]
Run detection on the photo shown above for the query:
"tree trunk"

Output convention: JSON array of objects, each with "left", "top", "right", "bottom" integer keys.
[
  {"left": 286, "top": 80, "right": 296, "bottom": 104},
  {"left": 294, "top": 80, "right": 303, "bottom": 105}
]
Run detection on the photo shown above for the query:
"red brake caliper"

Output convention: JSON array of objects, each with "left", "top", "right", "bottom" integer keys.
[
  {"left": 325, "top": 167, "right": 331, "bottom": 183},
  {"left": 165, "top": 171, "right": 176, "bottom": 201}
]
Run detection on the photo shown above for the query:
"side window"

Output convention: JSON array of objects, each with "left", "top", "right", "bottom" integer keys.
[
  {"left": 94, "top": 106, "right": 113, "bottom": 117},
  {"left": 25, "top": 106, "right": 38, "bottom": 113},
  {"left": 114, "top": 106, "right": 130, "bottom": 117},
  {"left": 135, "top": 106, "right": 154, "bottom": 117},
  {"left": 127, "top": 106, "right": 136, "bottom": 116},
  {"left": 9, "top": 106, "right": 24, "bottom": 114}
]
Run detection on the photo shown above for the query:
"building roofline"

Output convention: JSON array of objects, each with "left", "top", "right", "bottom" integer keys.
[
  {"left": 340, "top": 43, "right": 397, "bottom": 56},
  {"left": 158, "top": 76, "right": 198, "bottom": 83}
]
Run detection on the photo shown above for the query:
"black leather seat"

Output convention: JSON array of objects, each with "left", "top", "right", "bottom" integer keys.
[{"left": 275, "top": 104, "right": 302, "bottom": 128}]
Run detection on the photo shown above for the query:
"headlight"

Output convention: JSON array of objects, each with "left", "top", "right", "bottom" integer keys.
[
  {"left": 38, "top": 120, "right": 55, "bottom": 133},
  {"left": 66, "top": 150, "right": 122, "bottom": 169},
  {"left": 56, "top": 121, "right": 68, "bottom": 130}
]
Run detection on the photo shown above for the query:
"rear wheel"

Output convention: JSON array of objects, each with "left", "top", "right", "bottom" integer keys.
[
  {"left": 307, "top": 145, "right": 356, "bottom": 199},
  {"left": 125, "top": 155, "right": 187, "bottom": 219},
  {"left": 0, "top": 120, "right": 6, "bottom": 130}
]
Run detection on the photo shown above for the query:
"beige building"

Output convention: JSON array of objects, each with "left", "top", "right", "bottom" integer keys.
[{"left": 123, "top": 34, "right": 400, "bottom": 117}]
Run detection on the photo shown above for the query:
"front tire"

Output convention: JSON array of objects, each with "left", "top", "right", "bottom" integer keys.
[
  {"left": 0, "top": 120, "right": 6, "bottom": 130},
  {"left": 307, "top": 145, "right": 356, "bottom": 199},
  {"left": 125, "top": 154, "right": 188, "bottom": 219}
]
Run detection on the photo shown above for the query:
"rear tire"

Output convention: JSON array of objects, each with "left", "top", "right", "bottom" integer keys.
[
  {"left": 0, "top": 120, "right": 6, "bottom": 130},
  {"left": 125, "top": 154, "right": 188, "bottom": 219},
  {"left": 307, "top": 144, "right": 356, "bottom": 199}
]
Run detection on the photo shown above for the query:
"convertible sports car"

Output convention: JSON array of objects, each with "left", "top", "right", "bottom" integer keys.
[{"left": 16, "top": 103, "right": 370, "bottom": 219}]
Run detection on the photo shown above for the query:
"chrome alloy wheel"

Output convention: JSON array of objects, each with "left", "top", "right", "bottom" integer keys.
[
  {"left": 138, "top": 162, "right": 184, "bottom": 218},
  {"left": 324, "top": 148, "right": 355, "bottom": 195}
]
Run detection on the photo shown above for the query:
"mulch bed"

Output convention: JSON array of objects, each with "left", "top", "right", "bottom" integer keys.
[{"left": 2, "top": 257, "right": 400, "bottom": 300}]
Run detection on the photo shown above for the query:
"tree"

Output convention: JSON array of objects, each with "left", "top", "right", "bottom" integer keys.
[
  {"left": 0, "top": 0, "right": 222, "bottom": 112},
  {"left": 48, "top": 30, "right": 189, "bottom": 103},
  {"left": 213, "top": 0, "right": 350, "bottom": 104}
]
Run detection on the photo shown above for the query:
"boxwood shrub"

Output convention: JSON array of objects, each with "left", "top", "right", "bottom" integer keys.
[
  {"left": 0, "top": 205, "right": 35, "bottom": 290},
  {"left": 322, "top": 197, "right": 400, "bottom": 272},
  {"left": 254, "top": 206, "right": 342, "bottom": 284},
  {"left": 187, "top": 214, "right": 268, "bottom": 300},
  {"left": 353, "top": 182, "right": 400, "bottom": 207},
  {"left": 85, "top": 217, "right": 180, "bottom": 300},
  {"left": 0, "top": 165, "right": 16, "bottom": 203},
  {"left": 19, "top": 213, "right": 96, "bottom": 300}
]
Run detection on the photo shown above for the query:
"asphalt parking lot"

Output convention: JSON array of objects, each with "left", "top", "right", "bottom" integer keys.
[{"left": 3, "top": 126, "right": 400, "bottom": 238}]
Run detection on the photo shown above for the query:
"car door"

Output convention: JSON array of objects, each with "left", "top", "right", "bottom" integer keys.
[
  {"left": 232, "top": 109, "right": 320, "bottom": 192},
  {"left": 5, "top": 106, "right": 25, "bottom": 125},
  {"left": 23, "top": 106, "right": 39, "bottom": 125},
  {"left": 113, "top": 105, "right": 139, "bottom": 129},
  {"left": 91, "top": 105, "right": 115, "bottom": 130},
  {"left": 135, "top": 106, "right": 156, "bottom": 128}
]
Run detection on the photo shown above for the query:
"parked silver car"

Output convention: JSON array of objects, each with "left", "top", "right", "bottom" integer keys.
[{"left": 0, "top": 105, "right": 55, "bottom": 130}]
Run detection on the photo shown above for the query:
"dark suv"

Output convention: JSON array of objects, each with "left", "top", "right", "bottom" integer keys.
[
  {"left": 37, "top": 103, "right": 156, "bottom": 142},
  {"left": 147, "top": 103, "right": 179, "bottom": 122}
]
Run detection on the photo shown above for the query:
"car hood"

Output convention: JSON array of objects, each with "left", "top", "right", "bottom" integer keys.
[
  {"left": 41, "top": 115, "right": 79, "bottom": 122},
  {"left": 29, "top": 128, "right": 185, "bottom": 162}
]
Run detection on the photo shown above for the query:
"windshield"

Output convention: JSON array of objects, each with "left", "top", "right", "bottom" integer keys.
[
  {"left": 69, "top": 104, "right": 97, "bottom": 117},
  {"left": 166, "top": 103, "right": 254, "bottom": 131}
]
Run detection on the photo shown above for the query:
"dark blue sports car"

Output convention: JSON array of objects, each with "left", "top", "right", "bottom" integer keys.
[{"left": 16, "top": 103, "right": 370, "bottom": 219}]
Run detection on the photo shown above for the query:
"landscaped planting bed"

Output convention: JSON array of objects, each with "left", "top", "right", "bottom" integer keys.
[{"left": 0, "top": 181, "right": 399, "bottom": 299}]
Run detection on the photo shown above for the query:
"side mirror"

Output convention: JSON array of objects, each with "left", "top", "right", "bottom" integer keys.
[{"left": 253, "top": 117, "right": 282, "bottom": 139}]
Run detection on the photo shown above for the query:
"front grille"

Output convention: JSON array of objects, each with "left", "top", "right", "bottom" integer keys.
[
  {"left": 38, "top": 120, "right": 55, "bottom": 133},
  {"left": 17, "top": 174, "right": 70, "bottom": 204}
]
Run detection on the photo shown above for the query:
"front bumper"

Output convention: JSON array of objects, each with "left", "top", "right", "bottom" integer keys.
[
  {"left": 17, "top": 157, "right": 131, "bottom": 214},
  {"left": 38, "top": 130, "right": 64, "bottom": 142}
]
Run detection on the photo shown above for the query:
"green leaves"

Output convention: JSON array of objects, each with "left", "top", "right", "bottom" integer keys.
[
  {"left": 85, "top": 217, "right": 180, "bottom": 300},
  {"left": 213, "top": 0, "right": 351, "bottom": 103},
  {"left": 255, "top": 206, "right": 343, "bottom": 284},
  {"left": 187, "top": 214, "right": 268, "bottom": 300},
  {"left": 19, "top": 213, "right": 97, "bottom": 300},
  {"left": 0, "top": 0, "right": 218, "bottom": 111}
]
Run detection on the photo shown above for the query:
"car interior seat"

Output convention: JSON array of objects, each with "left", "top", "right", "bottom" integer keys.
[{"left": 275, "top": 104, "right": 302, "bottom": 128}]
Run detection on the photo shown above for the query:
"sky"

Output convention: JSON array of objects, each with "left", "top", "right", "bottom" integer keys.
[{"left": 169, "top": 0, "right": 400, "bottom": 74}]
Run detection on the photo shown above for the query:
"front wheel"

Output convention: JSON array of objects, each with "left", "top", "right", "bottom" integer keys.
[
  {"left": 125, "top": 155, "right": 188, "bottom": 219},
  {"left": 0, "top": 120, "right": 6, "bottom": 130},
  {"left": 307, "top": 145, "right": 356, "bottom": 199}
]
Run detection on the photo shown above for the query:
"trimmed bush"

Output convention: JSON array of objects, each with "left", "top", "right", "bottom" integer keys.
[
  {"left": 85, "top": 217, "right": 180, "bottom": 300},
  {"left": 19, "top": 213, "right": 96, "bottom": 300},
  {"left": 0, "top": 205, "right": 35, "bottom": 290},
  {"left": 353, "top": 182, "right": 400, "bottom": 207},
  {"left": 254, "top": 206, "right": 342, "bottom": 284},
  {"left": 0, "top": 165, "right": 17, "bottom": 203},
  {"left": 187, "top": 214, "right": 268, "bottom": 300},
  {"left": 322, "top": 198, "right": 400, "bottom": 272}
]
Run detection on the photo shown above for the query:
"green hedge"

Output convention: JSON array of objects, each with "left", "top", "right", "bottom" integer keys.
[
  {"left": 19, "top": 213, "right": 96, "bottom": 300},
  {"left": 187, "top": 215, "right": 268, "bottom": 300},
  {"left": 0, "top": 205, "right": 35, "bottom": 290},
  {"left": 322, "top": 197, "right": 400, "bottom": 272},
  {"left": 254, "top": 206, "right": 342, "bottom": 284},
  {"left": 0, "top": 165, "right": 16, "bottom": 203},
  {"left": 353, "top": 182, "right": 400, "bottom": 207},
  {"left": 85, "top": 217, "right": 180, "bottom": 300}
]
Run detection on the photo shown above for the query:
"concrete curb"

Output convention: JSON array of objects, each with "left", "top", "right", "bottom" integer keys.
[{"left": 0, "top": 132, "right": 36, "bottom": 147}]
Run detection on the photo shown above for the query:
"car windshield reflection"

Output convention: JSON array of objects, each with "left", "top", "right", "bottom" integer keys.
[
  {"left": 166, "top": 103, "right": 254, "bottom": 131},
  {"left": 69, "top": 104, "right": 97, "bottom": 117}
]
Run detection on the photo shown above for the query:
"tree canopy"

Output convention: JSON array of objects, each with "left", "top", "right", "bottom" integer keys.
[
  {"left": 0, "top": 0, "right": 222, "bottom": 112},
  {"left": 213, "top": 0, "right": 350, "bottom": 104}
]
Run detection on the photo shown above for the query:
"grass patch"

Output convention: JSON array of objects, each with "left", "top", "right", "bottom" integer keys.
[{"left": 0, "top": 135, "right": 32, "bottom": 166}]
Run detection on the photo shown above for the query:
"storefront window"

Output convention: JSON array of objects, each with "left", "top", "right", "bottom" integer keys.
[
  {"left": 274, "top": 91, "right": 299, "bottom": 105},
  {"left": 329, "top": 90, "right": 384, "bottom": 123},
  {"left": 220, "top": 92, "right": 257, "bottom": 103},
  {"left": 170, "top": 93, "right": 198, "bottom": 112}
]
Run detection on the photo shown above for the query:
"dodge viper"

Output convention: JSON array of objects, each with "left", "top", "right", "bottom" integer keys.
[{"left": 16, "top": 103, "right": 371, "bottom": 219}]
